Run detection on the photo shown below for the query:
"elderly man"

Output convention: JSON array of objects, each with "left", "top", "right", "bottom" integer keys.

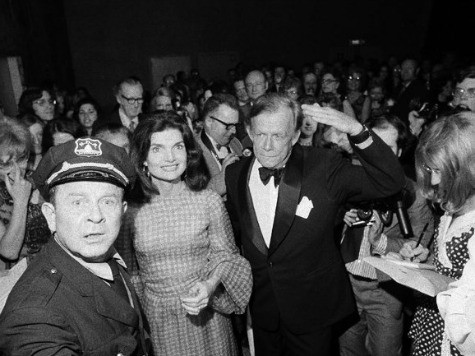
[
  {"left": 195, "top": 94, "right": 242, "bottom": 196},
  {"left": 0, "top": 138, "right": 149, "bottom": 355},
  {"left": 105, "top": 76, "right": 144, "bottom": 132},
  {"left": 225, "top": 93, "right": 405, "bottom": 355},
  {"left": 245, "top": 70, "right": 268, "bottom": 103}
]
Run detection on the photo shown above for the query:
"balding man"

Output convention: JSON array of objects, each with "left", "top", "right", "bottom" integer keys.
[
  {"left": 103, "top": 76, "right": 144, "bottom": 133},
  {"left": 245, "top": 70, "right": 268, "bottom": 103},
  {"left": 195, "top": 94, "right": 242, "bottom": 196}
]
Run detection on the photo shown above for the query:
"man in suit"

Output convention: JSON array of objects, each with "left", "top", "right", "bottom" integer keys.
[
  {"left": 101, "top": 76, "right": 144, "bottom": 133},
  {"left": 195, "top": 93, "right": 242, "bottom": 196},
  {"left": 0, "top": 138, "right": 149, "bottom": 355},
  {"left": 391, "top": 59, "right": 429, "bottom": 125},
  {"left": 225, "top": 93, "right": 405, "bottom": 355}
]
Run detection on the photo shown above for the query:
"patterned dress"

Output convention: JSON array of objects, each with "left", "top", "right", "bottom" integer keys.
[
  {"left": 132, "top": 184, "right": 252, "bottom": 356},
  {"left": 409, "top": 211, "right": 475, "bottom": 355},
  {"left": 0, "top": 181, "right": 50, "bottom": 269}
]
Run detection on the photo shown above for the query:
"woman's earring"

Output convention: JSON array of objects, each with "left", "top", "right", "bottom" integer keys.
[{"left": 143, "top": 165, "right": 151, "bottom": 179}]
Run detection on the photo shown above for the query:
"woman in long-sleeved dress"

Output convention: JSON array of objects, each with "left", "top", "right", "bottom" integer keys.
[{"left": 128, "top": 111, "right": 252, "bottom": 356}]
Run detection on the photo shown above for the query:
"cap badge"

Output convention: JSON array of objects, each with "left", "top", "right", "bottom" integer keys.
[{"left": 74, "top": 138, "right": 102, "bottom": 157}]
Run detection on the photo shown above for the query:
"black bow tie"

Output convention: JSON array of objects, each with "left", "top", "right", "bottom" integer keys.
[{"left": 259, "top": 167, "right": 284, "bottom": 187}]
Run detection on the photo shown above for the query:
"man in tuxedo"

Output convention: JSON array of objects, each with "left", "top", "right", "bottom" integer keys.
[
  {"left": 225, "top": 93, "right": 405, "bottom": 355},
  {"left": 195, "top": 93, "right": 242, "bottom": 196},
  {"left": 0, "top": 138, "right": 149, "bottom": 355},
  {"left": 101, "top": 76, "right": 144, "bottom": 132}
]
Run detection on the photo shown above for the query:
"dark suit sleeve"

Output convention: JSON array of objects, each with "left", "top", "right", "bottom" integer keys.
[
  {"left": 326, "top": 131, "right": 406, "bottom": 203},
  {"left": 224, "top": 163, "right": 242, "bottom": 248},
  {"left": 0, "top": 307, "right": 82, "bottom": 355}
]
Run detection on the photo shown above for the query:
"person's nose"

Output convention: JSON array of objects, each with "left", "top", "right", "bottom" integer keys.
[
  {"left": 88, "top": 202, "right": 104, "bottom": 223},
  {"left": 229, "top": 125, "right": 236, "bottom": 135},
  {"left": 263, "top": 135, "right": 274, "bottom": 151},
  {"left": 165, "top": 149, "right": 175, "bottom": 162}
]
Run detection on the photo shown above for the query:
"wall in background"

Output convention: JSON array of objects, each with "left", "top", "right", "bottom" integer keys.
[{"left": 63, "top": 0, "right": 433, "bottom": 109}]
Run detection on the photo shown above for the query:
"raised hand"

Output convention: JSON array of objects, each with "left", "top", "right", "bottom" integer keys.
[
  {"left": 4, "top": 162, "right": 32, "bottom": 206},
  {"left": 301, "top": 104, "right": 363, "bottom": 136}
]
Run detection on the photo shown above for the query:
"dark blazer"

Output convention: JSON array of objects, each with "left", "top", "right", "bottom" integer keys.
[
  {"left": 392, "top": 79, "right": 429, "bottom": 124},
  {"left": 225, "top": 135, "right": 405, "bottom": 334},
  {"left": 0, "top": 240, "right": 149, "bottom": 356}
]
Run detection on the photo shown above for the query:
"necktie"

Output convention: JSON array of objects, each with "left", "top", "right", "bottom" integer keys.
[
  {"left": 129, "top": 120, "right": 137, "bottom": 132},
  {"left": 259, "top": 167, "right": 284, "bottom": 187},
  {"left": 107, "top": 259, "right": 129, "bottom": 302}
]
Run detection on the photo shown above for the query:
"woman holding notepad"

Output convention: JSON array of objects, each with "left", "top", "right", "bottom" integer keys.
[{"left": 400, "top": 111, "right": 475, "bottom": 355}]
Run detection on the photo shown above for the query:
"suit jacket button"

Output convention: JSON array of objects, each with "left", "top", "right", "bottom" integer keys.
[
  {"left": 268, "top": 262, "right": 273, "bottom": 267},
  {"left": 50, "top": 268, "right": 57, "bottom": 274},
  {"left": 117, "top": 353, "right": 124, "bottom": 356}
]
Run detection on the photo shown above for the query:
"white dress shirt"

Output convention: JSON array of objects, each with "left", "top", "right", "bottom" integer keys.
[
  {"left": 118, "top": 108, "right": 139, "bottom": 132},
  {"left": 249, "top": 159, "right": 279, "bottom": 247}
]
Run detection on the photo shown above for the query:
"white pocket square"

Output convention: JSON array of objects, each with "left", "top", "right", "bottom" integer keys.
[{"left": 296, "top": 196, "right": 313, "bottom": 219}]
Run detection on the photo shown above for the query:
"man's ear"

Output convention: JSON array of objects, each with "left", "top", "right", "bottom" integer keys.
[
  {"left": 292, "top": 130, "right": 301, "bottom": 145},
  {"left": 41, "top": 202, "right": 57, "bottom": 233},
  {"left": 115, "top": 91, "right": 122, "bottom": 105},
  {"left": 245, "top": 124, "right": 253, "bottom": 142}
]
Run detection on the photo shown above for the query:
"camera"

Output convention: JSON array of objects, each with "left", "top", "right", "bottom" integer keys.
[
  {"left": 409, "top": 99, "right": 439, "bottom": 123},
  {"left": 350, "top": 191, "right": 415, "bottom": 238}
]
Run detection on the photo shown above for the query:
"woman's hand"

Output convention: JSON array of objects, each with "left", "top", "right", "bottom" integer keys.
[
  {"left": 180, "top": 276, "right": 220, "bottom": 315},
  {"left": 4, "top": 162, "right": 32, "bottom": 206},
  {"left": 399, "top": 240, "right": 430, "bottom": 263}
]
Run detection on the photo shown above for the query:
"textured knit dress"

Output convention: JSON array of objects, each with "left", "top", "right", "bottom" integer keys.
[
  {"left": 132, "top": 184, "right": 252, "bottom": 356},
  {"left": 409, "top": 211, "right": 475, "bottom": 355}
]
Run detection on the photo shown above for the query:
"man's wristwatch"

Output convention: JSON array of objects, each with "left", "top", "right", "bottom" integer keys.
[{"left": 348, "top": 125, "right": 371, "bottom": 144}]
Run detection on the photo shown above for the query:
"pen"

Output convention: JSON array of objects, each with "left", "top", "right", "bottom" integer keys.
[{"left": 415, "top": 222, "right": 429, "bottom": 248}]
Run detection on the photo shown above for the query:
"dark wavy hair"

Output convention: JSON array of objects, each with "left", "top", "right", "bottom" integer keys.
[
  {"left": 73, "top": 97, "right": 102, "bottom": 123},
  {"left": 18, "top": 87, "right": 54, "bottom": 116},
  {"left": 131, "top": 111, "right": 210, "bottom": 202}
]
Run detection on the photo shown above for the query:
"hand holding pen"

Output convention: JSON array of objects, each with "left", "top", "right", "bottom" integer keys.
[{"left": 399, "top": 222, "right": 431, "bottom": 263}]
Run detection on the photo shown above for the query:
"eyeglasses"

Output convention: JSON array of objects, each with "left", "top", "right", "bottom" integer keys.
[
  {"left": 34, "top": 98, "right": 56, "bottom": 106},
  {"left": 452, "top": 87, "right": 475, "bottom": 99},
  {"left": 422, "top": 163, "right": 440, "bottom": 175},
  {"left": 121, "top": 94, "right": 144, "bottom": 105},
  {"left": 322, "top": 79, "right": 338, "bottom": 85},
  {"left": 347, "top": 75, "right": 361, "bottom": 81},
  {"left": 209, "top": 116, "right": 238, "bottom": 130}
]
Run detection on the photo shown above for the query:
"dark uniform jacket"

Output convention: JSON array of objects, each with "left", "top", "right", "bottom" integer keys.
[
  {"left": 225, "top": 134, "right": 405, "bottom": 334},
  {"left": 0, "top": 240, "right": 149, "bottom": 356}
]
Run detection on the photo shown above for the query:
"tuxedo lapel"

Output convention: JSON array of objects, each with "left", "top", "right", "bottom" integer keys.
[
  {"left": 268, "top": 145, "right": 304, "bottom": 256},
  {"left": 237, "top": 157, "right": 268, "bottom": 256}
]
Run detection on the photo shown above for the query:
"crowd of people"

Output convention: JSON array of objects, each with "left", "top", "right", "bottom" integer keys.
[{"left": 0, "top": 54, "right": 474, "bottom": 356}]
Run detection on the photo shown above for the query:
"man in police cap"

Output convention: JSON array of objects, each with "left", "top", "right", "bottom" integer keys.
[{"left": 0, "top": 138, "right": 149, "bottom": 355}]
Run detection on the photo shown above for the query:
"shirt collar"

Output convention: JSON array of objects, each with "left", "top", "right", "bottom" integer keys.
[
  {"left": 54, "top": 235, "right": 127, "bottom": 282},
  {"left": 118, "top": 107, "right": 138, "bottom": 127}
]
